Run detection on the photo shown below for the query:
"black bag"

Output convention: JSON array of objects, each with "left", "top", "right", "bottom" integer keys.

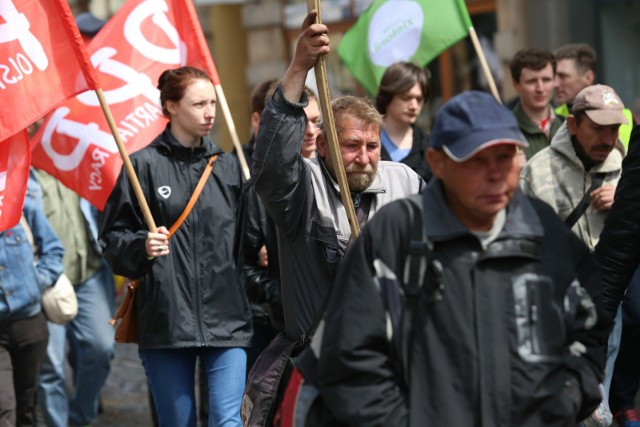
[{"left": 242, "top": 332, "right": 300, "bottom": 426}]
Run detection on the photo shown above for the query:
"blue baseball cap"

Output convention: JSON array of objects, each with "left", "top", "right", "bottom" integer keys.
[{"left": 430, "top": 91, "right": 527, "bottom": 162}]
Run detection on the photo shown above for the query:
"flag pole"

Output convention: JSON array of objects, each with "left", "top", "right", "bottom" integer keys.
[
  {"left": 468, "top": 27, "right": 502, "bottom": 103},
  {"left": 306, "top": 1, "right": 361, "bottom": 238},
  {"left": 94, "top": 88, "right": 157, "bottom": 232},
  {"left": 214, "top": 85, "right": 251, "bottom": 181}
]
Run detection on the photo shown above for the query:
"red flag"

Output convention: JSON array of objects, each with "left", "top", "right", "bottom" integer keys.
[
  {"left": 0, "top": 131, "right": 31, "bottom": 230},
  {"left": 30, "top": 0, "right": 220, "bottom": 210},
  {"left": 0, "top": 0, "right": 99, "bottom": 230},
  {"left": 0, "top": 0, "right": 100, "bottom": 142}
]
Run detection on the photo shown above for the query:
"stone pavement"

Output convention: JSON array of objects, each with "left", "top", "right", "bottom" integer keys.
[
  {"left": 36, "top": 341, "right": 154, "bottom": 426},
  {"left": 92, "top": 342, "right": 154, "bottom": 426},
  {"left": 37, "top": 337, "right": 214, "bottom": 426}
]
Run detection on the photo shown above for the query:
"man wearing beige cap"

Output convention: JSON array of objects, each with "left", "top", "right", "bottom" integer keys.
[
  {"left": 553, "top": 44, "right": 635, "bottom": 147},
  {"left": 520, "top": 83, "right": 629, "bottom": 426},
  {"left": 520, "top": 84, "right": 628, "bottom": 249}
]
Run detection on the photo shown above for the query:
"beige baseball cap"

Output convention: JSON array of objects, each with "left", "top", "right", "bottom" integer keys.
[{"left": 572, "top": 84, "right": 629, "bottom": 126}]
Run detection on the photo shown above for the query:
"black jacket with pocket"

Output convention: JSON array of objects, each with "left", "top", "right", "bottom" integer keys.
[
  {"left": 319, "top": 184, "right": 610, "bottom": 427},
  {"left": 99, "top": 127, "right": 252, "bottom": 350}
]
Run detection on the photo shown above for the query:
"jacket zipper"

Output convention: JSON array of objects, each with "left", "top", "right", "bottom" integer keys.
[
  {"left": 191, "top": 149, "right": 205, "bottom": 346},
  {"left": 528, "top": 284, "right": 540, "bottom": 354}
]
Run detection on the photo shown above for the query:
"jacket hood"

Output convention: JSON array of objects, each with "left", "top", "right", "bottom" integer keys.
[{"left": 550, "top": 122, "right": 626, "bottom": 173}]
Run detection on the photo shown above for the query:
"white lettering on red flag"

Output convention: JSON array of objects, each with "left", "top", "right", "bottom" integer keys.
[
  {"left": 0, "top": 0, "right": 99, "bottom": 141},
  {"left": 30, "top": 0, "right": 219, "bottom": 210}
]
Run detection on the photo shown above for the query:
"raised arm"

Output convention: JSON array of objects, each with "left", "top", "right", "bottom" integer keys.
[
  {"left": 281, "top": 10, "right": 329, "bottom": 103},
  {"left": 250, "top": 11, "right": 330, "bottom": 237}
]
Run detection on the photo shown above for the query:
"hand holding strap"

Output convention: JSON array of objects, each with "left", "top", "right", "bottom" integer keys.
[{"left": 564, "top": 172, "right": 607, "bottom": 228}]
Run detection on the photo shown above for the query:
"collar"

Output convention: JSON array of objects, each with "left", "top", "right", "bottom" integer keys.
[
  {"left": 571, "top": 135, "right": 598, "bottom": 171},
  {"left": 423, "top": 180, "right": 545, "bottom": 244},
  {"left": 550, "top": 122, "right": 626, "bottom": 173},
  {"left": 151, "top": 124, "right": 223, "bottom": 160},
  {"left": 513, "top": 102, "right": 557, "bottom": 136}
]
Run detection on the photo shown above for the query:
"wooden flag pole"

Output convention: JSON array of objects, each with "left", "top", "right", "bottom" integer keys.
[
  {"left": 468, "top": 27, "right": 502, "bottom": 103},
  {"left": 95, "top": 88, "right": 157, "bottom": 232},
  {"left": 214, "top": 85, "right": 250, "bottom": 181},
  {"left": 306, "top": 1, "right": 361, "bottom": 238}
]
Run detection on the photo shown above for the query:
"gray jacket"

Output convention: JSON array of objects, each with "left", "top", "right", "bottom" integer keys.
[{"left": 251, "top": 85, "right": 424, "bottom": 340}]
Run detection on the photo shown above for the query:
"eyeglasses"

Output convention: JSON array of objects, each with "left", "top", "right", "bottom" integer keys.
[{"left": 307, "top": 120, "right": 322, "bottom": 130}]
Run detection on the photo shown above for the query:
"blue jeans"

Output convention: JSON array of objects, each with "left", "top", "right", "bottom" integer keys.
[
  {"left": 38, "top": 261, "right": 115, "bottom": 426},
  {"left": 604, "top": 307, "right": 623, "bottom": 395},
  {"left": 140, "top": 347, "right": 246, "bottom": 427}
]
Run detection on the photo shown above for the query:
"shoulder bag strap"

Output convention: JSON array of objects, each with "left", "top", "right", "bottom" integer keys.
[
  {"left": 167, "top": 154, "right": 218, "bottom": 238},
  {"left": 564, "top": 172, "right": 607, "bottom": 228}
]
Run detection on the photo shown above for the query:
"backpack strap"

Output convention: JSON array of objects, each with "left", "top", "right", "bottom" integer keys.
[
  {"left": 564, "top": 172, "right": 607, "bottom": 228},
  {"left": 398, "top": 196, "right": 442, "bottom": 387}
]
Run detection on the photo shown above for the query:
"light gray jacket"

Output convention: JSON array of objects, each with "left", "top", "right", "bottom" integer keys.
[{"left": 520, "top": 122, "right": 625, "bottom": 250}]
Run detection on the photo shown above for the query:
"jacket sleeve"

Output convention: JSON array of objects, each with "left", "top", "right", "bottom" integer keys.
[
  {"left": 318, "top": 212, "right": 408, "bottom": 427},
  {"left": 565, "top": 230, "right": 612, "bottom": 420},
  {"left": 230, "top": 154, "right": 247, "bottom": 273},
  {"left": 241, "top": 184, "right": 280, "bottom": 304},
  {"left": 594, "top": 126, "right": 640, "bottom": 317},
  {"left": 98, "top": 166, "right": 153, "bottom": 278},
  {"left": 529, "top": 198, "right": 610, "bottom": 420},
  {"left": 250, "top": 84, "right": 310, "bottom": 238}
]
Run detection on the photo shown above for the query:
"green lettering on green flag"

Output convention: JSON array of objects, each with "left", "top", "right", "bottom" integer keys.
[{"left": 337, "top": 0, "right": 472, "bottom": 94}]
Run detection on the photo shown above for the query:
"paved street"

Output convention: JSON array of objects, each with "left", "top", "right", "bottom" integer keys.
[
  {"left": 36, "top": 341, "right": 154, "bottom": 427},
  {"left": 38, "top": 339, "right": 632, "bottom": 427},
  {"left": 93, "top": 343, "right": 153, "bottom": 426}
]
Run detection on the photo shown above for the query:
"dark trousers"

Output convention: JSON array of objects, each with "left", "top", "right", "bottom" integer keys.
[
  {"left": 609, "top": 269, "right": 640, "bottom": 413},
  {"left": 0, "top": 312, "right": 49, "bottom": 426},
  {"left": 247, "top": 320, "right": 279, "bottom": 374}
]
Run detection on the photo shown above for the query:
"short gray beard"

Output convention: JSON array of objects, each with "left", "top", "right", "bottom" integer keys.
[{"left": 323, "top": 155, "right": 377, "bottom": 193}]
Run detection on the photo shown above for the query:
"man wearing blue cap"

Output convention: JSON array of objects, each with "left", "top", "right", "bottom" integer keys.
[{"left": 317, "top": 90, "right": 610, "bottom": 426}]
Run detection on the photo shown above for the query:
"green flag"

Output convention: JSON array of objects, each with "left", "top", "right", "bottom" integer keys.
[{"left": 337, "top": 0, "right": 472, "bottom": 95}]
